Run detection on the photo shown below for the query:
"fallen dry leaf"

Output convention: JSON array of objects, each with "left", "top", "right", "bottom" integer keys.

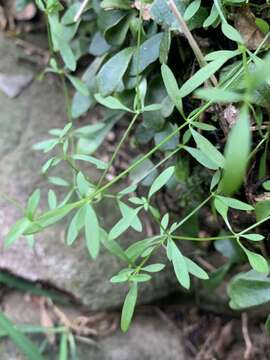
[{"left": 234, "top": 7, "right": 264, "bottom": 50}]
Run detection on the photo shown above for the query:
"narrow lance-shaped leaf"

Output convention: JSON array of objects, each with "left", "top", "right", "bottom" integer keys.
[
  {"left": 237, "top": 239, "right": 269, "bottom": 273},
  {"left": 185, "top": 257, "right": 209, "bottom": 280},
  {"left": 26, "top": 189, "right": 41, "bottom": 218},
  {"left": 59, "top": 333, "right": 68, "bottom": 360},
  {"left": 221, "top": 105, "right": 251, "bottom": 195},
  {"left": 85, "top": 204, "right": 100, "bottom": 259},
  {"left": 5, "top": 217, "right": 31, "bottom": 248},
  {"left": 179, "top": 57, "right": 230, "bottom": 98},
  {"left": 121, "top": 282, "right": 138, "bottom": 332},
  {"left": 170, "top": 240, "right": 190, "bottom": 289},
  {"left": 195, "top": 88, "right": 244, "bottom": 103},
  {"left": 190, "top": 128, "right": 225, "bottom": 168},
  {"left": 0, "top": 312, "right": 45, "bottom": 360},
  {"left": 67, "top": 75, "right": 89, "bottom": 96},
  {"left": 148, "top": 166, "right": 174, "bottom": 199},
  {"left": 95, "top": 94, "right": 133, "bottom": 112},
  {"left": 161, "top": 63, "right": 182, "bottom": 112}
]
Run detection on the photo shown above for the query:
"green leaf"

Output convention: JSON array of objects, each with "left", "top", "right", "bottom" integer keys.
[
  {"left": 241, "top": 234, "right": 265, "bottom": 242},
  {"left": 101, "top": 0, "right": 131, "bottom": 10},
  {"left": 161, "top": 63, "right": 182, "bottom": 112},
  {"left": 0, "top": 312, "right": 44, "bottom": 360},
  {"left": 214, "top": 197, "right": 231, "bottom": 230},
  {"left": 238, "top": 241, "right": 269, "bottom": 273},
  {"left": 101, "top": 229, "right": 130, "bottom": 262},
  {"left": 255, "top": 200, "right": 270, "bottom": 221},
  {"left": 67, "top": 75, "right": 89, "bottom": 96},
  {"left": 266, "top": 314, "right": 270, "bottom": 335},
  {"left": 196, "top": 88, "right": 243, "bottom": 103},
  {"left": 143, "top": 104, "right": 162, "bottom": 112},
  {"left": 72, "top": 154, "right": 108, "bottom": 170},
  {"left": 170, "top": 240, "right": 190, "bottom": 289},
  {"left": 221, "top": 22, "right": 243, "bottom": 44},
  {"left": 263, "top": 180, "right": 270, "bottom": 191},
  {"left": 130, "top": 33, "right": 163, "bottom": 75},
  {"left": 185, "top": 257, "right": 209, "bottom": 280},
  {"left": 121, "top": 283, "right": 138, "bottom": 332},
  {"left": 190, "top": 128, "right": 225, "bottom": 168},
  {"left": 5, "top": 217, "right": 31, "bottom": 247},
  {"left": 48, "top": 176, "right": 69, "bottom": 187},
  {"left": 125, "top": 237, "right": 160, "bottom": 262},
  {"left": 179, "top": 57, "right": 229, "bottom": 98},
  {"left": 97, "top": 47, "right": 134, "bottom": 96},
  {"left": 66, "top": 207, "right": 86, "bottom": 245},
  {"left": 48, "top": 189, "right": 57, "bottom": 210},
  {"left": 228, "top": 270, "right": 270, "bottom": 309},
  {"left": 85, "top": 204, "right": 100, "bottom": 259},
  {"left": 76, "top": 172, "right": 94, "bottom": 197},
  {"left": 148, "top": 166, "right": 174, "bottom": 199},
  {"left": 222, "top": 105, "right": 250, "bottom": 195},
  {"left": 109, "top": 207, "right": 141, "bottom": 240},
  {"left": 142, "top": 263, "right": 165, "bottom": 273},
  {"left": 184, "top": 0, "right": 201, "bottom": 21},
  {"left": 36, "top": 203, "right": 77, "bottom": 229},
  {"left": 184, "top": 146, "right": 219, "bottom": 170},
  {"left": 119, "top": 202, "right": 142, "bottom": 232},
  {"left": 26, "top": 189, "right": 41, "bottom": 218},
  {"left": 216, "top": 196, "right": 254, "bottom": 211},
  {"left": 95, "top": 94, "right": 132, "bottom": 112},
  {"left": 59, "top": 333, "right": 68, "bottom": 360},
  {"left": 191, "top": 122, "right": 216, "bottom": 131}
]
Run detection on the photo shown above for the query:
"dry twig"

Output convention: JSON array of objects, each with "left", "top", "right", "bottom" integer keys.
[{"left": 242, "top": 312, "right": 253, "bottom": 359}]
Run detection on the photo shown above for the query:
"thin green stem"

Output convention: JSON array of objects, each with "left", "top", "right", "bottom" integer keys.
[
  {"left": 61, "top": 75, "right": 72, "bottom": 123},
  {"left": 238, "top": 214, "right": 270, "bottom": 236},
  {"left": 97, "top": 113, "right": 139, "bottom": 188},
  {"left": 172, "top": 193, "right": 214, "bottom": 232},
  {"left": 172, "top": 234, "right": 235, "bottom": 241}
]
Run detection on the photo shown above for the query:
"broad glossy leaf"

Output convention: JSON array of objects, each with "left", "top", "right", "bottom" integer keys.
[
  {"left": 97, "top": 47, "right": 134, "bottom": 96},
  {"left": 130, "top": 33, "right": 163, "bottom": 75},
  {"left": 228, "top": 270, "right": 270, "bottom": 309}
]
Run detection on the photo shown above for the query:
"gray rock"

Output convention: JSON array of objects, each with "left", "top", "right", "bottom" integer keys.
[{"left": 0, "top": 34, "right": 177, "bottom": 309}]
